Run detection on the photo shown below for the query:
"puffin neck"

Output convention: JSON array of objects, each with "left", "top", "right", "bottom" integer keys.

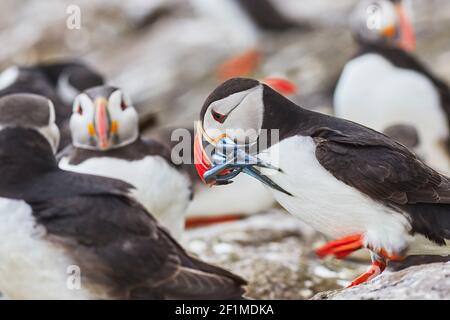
[{"left": 0, "top": 127, "right": 57, "bottom": 174}]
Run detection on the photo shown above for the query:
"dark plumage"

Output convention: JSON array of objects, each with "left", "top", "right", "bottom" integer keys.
[
  {"left": 0, "top": 61, "right": 104, "bottom": 150},
  {"left": 383, "top": 124, "right": 420, "bottom": 149},
  {"left": 60, "top": 138, "right": 172, "bottom": 166},
  {"left": 236, "top": 0, "right": 310, "bottom": 31}
]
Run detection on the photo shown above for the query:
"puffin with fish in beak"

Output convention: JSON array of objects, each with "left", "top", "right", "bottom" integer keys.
[
  {"left": 195, "top": 78, "right": 450, "bottom": 287},
  {"left": 59, "top": 85, "right": 192, "bottom": 239}
]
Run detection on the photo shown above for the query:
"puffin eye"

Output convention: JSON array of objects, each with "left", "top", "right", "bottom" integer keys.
[
  {"left": 211, "top": 110, "right": 227, "bottom": 124},
  {"left": 121, "top": 100, "right": 128, "bottom": 111},
  {"left": 76, "top": 104, "right": 83, "bottom": 115}
]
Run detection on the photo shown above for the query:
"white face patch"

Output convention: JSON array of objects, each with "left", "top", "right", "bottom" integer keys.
[
  {"left": 37, "top": 101, "right": 60, "bottom": 153},
  {"left": 0, "top": 66, "right": 19, "bottom": 91},
  {"left": 203, "top": 84, "right": 264, "bottom": 144}
]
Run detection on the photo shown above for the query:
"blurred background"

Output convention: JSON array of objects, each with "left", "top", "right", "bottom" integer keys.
[{"left": 1, "top": 0, "right": 449, "bottom": 299}]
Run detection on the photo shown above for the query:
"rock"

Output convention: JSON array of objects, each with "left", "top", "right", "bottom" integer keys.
[{"left": 313, "top": 262, "right": 450, "bottom": 300}]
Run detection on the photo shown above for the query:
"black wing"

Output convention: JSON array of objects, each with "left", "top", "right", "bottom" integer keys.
[
  {"left": 313, "top": 125, "right": 450, "bottom": 244},
  {"left": 26, "top": 171, "right": 245, "bottom": 299}
]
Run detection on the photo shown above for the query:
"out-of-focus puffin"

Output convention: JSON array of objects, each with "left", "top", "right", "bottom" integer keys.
[
  {"left": 59, "top": 86, "right": 191, "bottom": 239},
  {"left": 195, "top": 78, "right": 450, "bottom": 287},
  {"left": 0, "top": 93, "right": 246, "bottom": 299},
  {"left": 0, "top": 60, "right": 104, "bottom": 150},
  {"left": 334, "top": 0, "right": 450, "bottom": 174}
]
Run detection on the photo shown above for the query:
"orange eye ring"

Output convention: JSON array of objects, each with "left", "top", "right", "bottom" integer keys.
[{"left": 211, "top": 110, "right": 227, "bottom": 123}]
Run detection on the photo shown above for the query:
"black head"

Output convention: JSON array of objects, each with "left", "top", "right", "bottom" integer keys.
[{"left": 199, "top": 77, "right": 302, "bottom": 146}]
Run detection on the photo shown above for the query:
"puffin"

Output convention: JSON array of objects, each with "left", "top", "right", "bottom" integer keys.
[
  {"left": 59, "top": 86, "right": 191, "bottom": 239},
  {"left": 0, "top": 60, "right": 104, "bottom": 150},
  {"left": 334, "top": 0, "right": 450, "bottom": 174},
  {"left": 194, "top": 78, "right": 450, "bottom": 287},
  {"left": 0, "top": 93, "right": 246, "bottom": 299}
]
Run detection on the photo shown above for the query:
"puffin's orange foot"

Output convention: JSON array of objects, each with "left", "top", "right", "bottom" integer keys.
[
  {"left": 315, "top": 234, "right": 364, "bottom": 259},
  {"left": 185, "top": 214, "right": 244, "bottom": 229},
  {"left": 217, "top": 48, "right": 262, "bottom": 80},
  {"left": 346, "top": 260, "right": 386, "bottom": 288}
]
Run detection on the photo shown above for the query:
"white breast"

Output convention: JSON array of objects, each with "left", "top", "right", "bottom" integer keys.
[
  {"left": 0, "top": 198, "right": 94, "bottom": 299},
  {"left": 59, "top": 156, "right": 191, "bottom": 239},
  {"left": 257, "top": 136, "right": 412, "bottom": 254},
  {"left": 334, "top": 53, "right": 450, "bottom": 174}
]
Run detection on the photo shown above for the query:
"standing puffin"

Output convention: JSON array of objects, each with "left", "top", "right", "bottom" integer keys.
[
  {"left": 59, "top": 86, "right": 191, "bottom": 239},
  {"left": 334, "top": 0, "right": 450, "bottom": 174},
  {"left": 0, "top": 60, "right": 104, "bottom": 150},
  {"left": 0, "top": 93, "right": 246, "bottom": 299},
  {"left": 195, "top": 78, "right": 450, "bottom": 287}
]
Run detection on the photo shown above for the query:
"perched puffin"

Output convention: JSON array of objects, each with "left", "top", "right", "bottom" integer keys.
[
  {"left": 0, "top": 60, "right": 104, "bottom": 150},
  {"left": 334, "top": 0, "right": 450, "bottom": 174},
  {"left": 195, "top": 78, "right": 450, "bottom": 287},
  {"left": 0, "top": 93, "right": 246, "bottom": 299},
  {"left": 59, "top": 86, "right": 191, "bottom": 239},
  {"left": 149, "top": 126, "right": 276, "bottom": 228}
]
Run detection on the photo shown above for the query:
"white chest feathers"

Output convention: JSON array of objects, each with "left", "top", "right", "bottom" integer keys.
[
  {"left": 59, "top": 155, "right": 191, "bottom": 239},
  {"left": 334, "top": 53, "right": 450, "bottom": 173},
  {"left": 0, "top": 198, "right": 94, "bottom": 299},
  {"left": 257, "top": 136, "right": 412, "bottom": 253}
]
